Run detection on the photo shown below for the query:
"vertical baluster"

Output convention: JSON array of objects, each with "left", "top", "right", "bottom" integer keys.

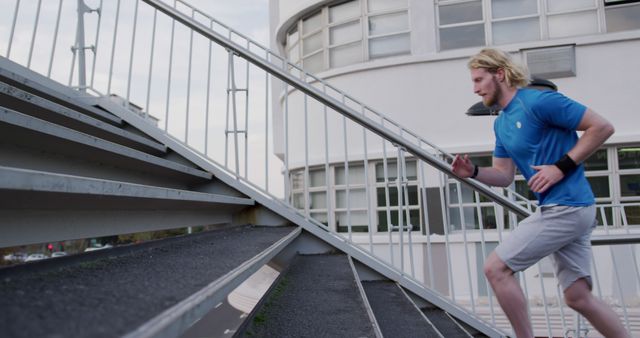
[
  {"left": 125, "top": 0, "right": 140, "bottom": 104},
  {"left": 26, "top": 0, "right": 42, "bottom": 68},
  {"left": 224, "top": 51, "right": 232, "bottom": 166},
  {"left": 282, "top": 61, "right": 290, "bottom": 205},
  {"left": 343, "top": 116, "right": 352, "bottom": 240},
  {"left": 244, "top": 41, "right": 250, "bottom": 178},
  {"left": 323, "top": 84, "right": 331, "bottom": 228},
  {"left": 144, "top": 9, "right": 158, "bottom": 119},
  {"left": 381, "top": 118, "right": 394, "bottom": 267},
  {"left": 164, "top": 5, "right": 176, "bottom": 132},
  {"left": 440, "top": 172, "right": 456, "bottom": 301},
  {"left": 600, "top": 207, "right": 631, "bottom": 331},
  {"left": 106, "top": 0, "right": 121, "bottom": 94},
  {"left": 89, "top": 0, "right": 104, "bottom": 89},
  {"left": 303, "top": 93, "right": 310, "bottom": 219},
  {"left": 396, "top": 149, "right": 404, "bottom": 273},
  {"left": 400, "top": 149, "right": 415, "bottom": 277},
  {"left": 455, "top": 181, "right": 475, "bottom": 312},
  {"left": 204, "top": 19, "right": 214, "bottom": 155},
  {"left": 47, "top": 0, "right": 64, "bottom": 78},
  {"left": 184, "top": 8, "right": 194, "bottom": 143},
  {"left": 264, "top": 54, "right": 269, "bottom": 191},
  {"left": 474, "top": 191, "right": 496, "bottom": 325},
  {"left": 418, "top": 157, "right": 435, "bottom": 288},
  {"left": 7, "top": 0, "right": 21, "bottom": 58},
  {"left": 362, "top": 107, "right": 373, "bottom": 253},
  {"left": 619, "top": 205, "right": 640, "bottom": 294}
]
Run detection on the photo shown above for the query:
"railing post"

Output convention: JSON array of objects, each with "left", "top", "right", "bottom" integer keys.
[{"left": 75, "top": 0, "right": 89, "bottom": 91}]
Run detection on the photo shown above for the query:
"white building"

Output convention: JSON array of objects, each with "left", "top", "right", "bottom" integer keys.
[{"left": 269, "top": 0, "right": 640, "bottom": 334}]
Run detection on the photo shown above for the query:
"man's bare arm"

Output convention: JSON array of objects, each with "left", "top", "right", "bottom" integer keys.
[
  {"left": 568, "top": 108, "right": 615, "bottom": 163},
  {"left": 451, "top": 155, "right": 515, "bottom": 187}
]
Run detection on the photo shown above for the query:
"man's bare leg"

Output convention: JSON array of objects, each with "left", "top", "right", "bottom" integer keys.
[
  {"left": 484, "top": 252, "right": 533, "bottom": 338},
  {"left": 564, "top": 278, "right": 630, "bottom": 338}
]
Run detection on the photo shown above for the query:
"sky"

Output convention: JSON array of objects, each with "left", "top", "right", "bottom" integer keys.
[
  {"left": 187, "top": 0, "right": 269, "bottom": 44},
  {"left": 0, "top": 0, "right": 285, "bottom": 197}
]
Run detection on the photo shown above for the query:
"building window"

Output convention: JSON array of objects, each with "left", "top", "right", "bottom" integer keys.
[
  {"left": 367, "top": 1, "right": 411, "bottom": 59},
  {"left": 437, "top": 0, "right": 485, "bottom": 51},
  {"left": 618, "top": 146, "right": 640, "bottom": 226},
  {"left": 375, "top": 160, "right": 421, "bottom": 232},
  {"left": 291, "top": 168, "right": 330, "bottom": 226},
  {"left": 605, "top": 0, "right": 640, "bottom": 32},
  {"left": 329, "top": 1, "right": 363, "bottom": 69},
  {"left": 546, "top": 0, "right": 598, "bottom": 39},
  {"left": 302, "top": 11, "right": 324, "bottom": 74},
  {"left": 491, "top": 0, "right": 540, "bottom": 45},
  {"left": 289, "top": 158, "right": 422, "bottom": 234},
  {"left": 436, "top": 0, "right": 640, "bottom": 51},
  {"left": 335, "top": 164, "right": 369, "bottom": 232},
  {"left": 285, "top": 0, "right": 410, "bottom": 73}
]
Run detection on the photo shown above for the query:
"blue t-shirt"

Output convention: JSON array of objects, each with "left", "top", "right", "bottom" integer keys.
[{"left": 494, "top": 88, "right": 594, "bottom": 206}]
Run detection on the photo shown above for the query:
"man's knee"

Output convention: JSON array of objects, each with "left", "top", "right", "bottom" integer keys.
[
  {"left": 484, "top": 253, "right": 510, "bottom": 283},
  {"left": 564, "top": 278, "right": 592, "bottom": 311}
]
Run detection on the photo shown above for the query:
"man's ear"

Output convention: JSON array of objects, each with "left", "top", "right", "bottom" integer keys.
[{"left": 495, "top": 68, "right": 505, "bottom": 82}]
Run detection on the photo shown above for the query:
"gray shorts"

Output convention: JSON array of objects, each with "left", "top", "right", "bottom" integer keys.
[{"left": 495, "top": 205, "right": 597, "bottom": 291}]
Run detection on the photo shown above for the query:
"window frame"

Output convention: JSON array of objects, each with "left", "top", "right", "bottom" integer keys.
[
  {"left": 435, "top": 0, "right": 640, "bottom": 51},
  {"left": 284, "top": 0, "right": 411, "bottom": 73}
]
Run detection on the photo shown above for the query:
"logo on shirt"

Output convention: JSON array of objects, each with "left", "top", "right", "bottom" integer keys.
[{"left": 516, "top": 121, "right": 522, "bottom": 129}]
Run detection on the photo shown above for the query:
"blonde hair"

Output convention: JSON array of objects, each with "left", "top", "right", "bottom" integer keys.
[{"left": 468, "top": 48, "right": 529, "bottom": 88}]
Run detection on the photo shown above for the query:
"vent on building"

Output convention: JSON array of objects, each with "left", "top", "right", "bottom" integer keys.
[{"left": 523, "top": 45, "right": 576, "bottom": 79}]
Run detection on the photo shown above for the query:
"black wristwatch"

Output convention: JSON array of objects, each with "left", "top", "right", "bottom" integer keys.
[{"left": 471, "top": 165, "right": 479, "bottom": 178}]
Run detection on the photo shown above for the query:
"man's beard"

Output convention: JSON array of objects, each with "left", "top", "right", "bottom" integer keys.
[{"left": 483, "top": 77, "right": 502, "bottom": 107}]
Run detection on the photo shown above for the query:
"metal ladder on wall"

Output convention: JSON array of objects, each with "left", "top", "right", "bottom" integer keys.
[{"left": 225, "top": 50, "right": 250, "bottom": 178}]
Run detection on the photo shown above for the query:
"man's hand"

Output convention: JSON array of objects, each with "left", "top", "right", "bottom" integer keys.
[
  {"left": 528, "top": 165, "right": 564, "bottom": 193},
  {"left": 452, "top": 154, "right": 474, "bottom": 178}
]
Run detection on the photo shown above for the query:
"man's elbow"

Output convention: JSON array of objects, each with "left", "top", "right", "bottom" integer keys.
[
  {"left": 595, "top": 121, "right": 615, "bottom": 142},
  {"left": 604, "top": 122, "right": 615, "bottom": 138},
  {"left": 499, "top": 178, "right": 514, "bottom": 188}
]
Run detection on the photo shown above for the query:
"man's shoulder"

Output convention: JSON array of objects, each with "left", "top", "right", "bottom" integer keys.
[
  {"left": 517, "top": 87, "right": 551, "bottom": 102},
  {"left": 518, "top": 88, "right": 568, "bottom": 113}
]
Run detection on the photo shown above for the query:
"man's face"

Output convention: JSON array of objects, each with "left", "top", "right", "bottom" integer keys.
[{"left": 471, "top": 67, "right": 501, "bottom": 107}]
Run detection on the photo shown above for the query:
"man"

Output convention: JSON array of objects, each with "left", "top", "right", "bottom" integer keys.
[{"left": 452, "top": 48, "right": 629, "bottom": 338}]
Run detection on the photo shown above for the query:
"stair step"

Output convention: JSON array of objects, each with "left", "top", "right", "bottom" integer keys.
[
  {"left": 362, "top": 280, "right": 443, "bottom": 337},
  {"left": 0, "top": 58, "right": 123, "bottom": 126},
  {"left": 0, "top": 106, "right": 211, "bottom": 183},
  {"left": 0, "top": 165, "right": 253, "bottom": 247},
  {"left": 0, "top": 81, "right": 166, "bottom": 155},
  {"left": 241, "top": 254, "right": 377, "bottom": 337},
  {"left": 0, "top": 165, "right": 251, "bottom": 207},
  {"left": 0, "top": 225, "right": 298, "bottom": 338},
  {"left": 422, "top": 304, "right": 475, "bottom": 337}
]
